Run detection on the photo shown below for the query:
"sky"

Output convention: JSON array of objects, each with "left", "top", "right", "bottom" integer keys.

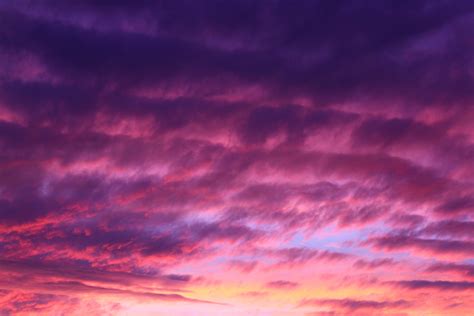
[{"left": 0, "top": 1, "right": 473, "bottom": 315}]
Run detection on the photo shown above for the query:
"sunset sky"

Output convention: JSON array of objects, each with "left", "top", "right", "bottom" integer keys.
[{"left": 0, "top": 1, "right": 473, "bottom": 315}]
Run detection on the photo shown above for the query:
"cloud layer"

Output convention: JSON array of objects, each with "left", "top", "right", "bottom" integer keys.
[{"left": 0, "top": 1, "right": 473, "bottom": 315}]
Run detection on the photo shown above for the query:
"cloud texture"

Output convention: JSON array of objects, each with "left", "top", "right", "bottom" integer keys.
[{"left": 0, "top": 0, "right": 473, "bottom": 315}]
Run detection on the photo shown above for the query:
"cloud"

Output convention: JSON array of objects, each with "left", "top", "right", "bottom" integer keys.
[
  {"left": 352, "top": 117, "right": 445, "bottom": 148},
  {"left": 3, "top": 1, "right": 473, "bottom": 107},
  {"left": 394, "top": 280, "right": 474, "bottom": 291},
  {"left": 435, "top": 197, "right": 474, "bottom": 214},
  {"left": 265, "top": 280, "right": 299, "bottom": 289},
  {"left": 0, "top": 258, "right": 188, "bottom": 289},
  {"left": 426, "top": 263, "right": 474, "bottom": 278},
  {"left": 422, "top": 220, "right": 474, "bottom": 239},
  {"left": 270, "top": 247, "right": 353, "bottom": 266},
  {"left": 239, "top": 291, "right": 268, "bottom": 298},
  {"left": 0, "top": 1, "right": 473, "bottom": 314},
  {"left": 368, "top": 234, "right": 474, "bottom": 256},
  {"left": 353, "top": 258, "right": 398, "bottom": 270},
  {"left": 300, "top": 298, "right": 411, "bottom": 311},
  {"left": 0, "top": 259, "right": 224, "bottom": 307},
  {"left": 5, "top": 280, "right": 221, "bottom": 305},
  {"left": 0, "top": 292, "right": 80, "bottom": 315}
]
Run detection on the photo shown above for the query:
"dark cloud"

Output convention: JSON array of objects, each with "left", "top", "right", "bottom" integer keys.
[
  {"left": 422, "top": 220, "right": 474, "bottom": 239},
  {"left": 369, "top": 234, "right": 474, "bottom": 256},
  {"left": 353, "top": 258, "right": 397, "bottom": 270},
  {"left": 394, "top": 280, "right": 474, "bottom": 291},
  {"left": 0, "top": 259, "right": 171, "bottom": 287},
  {"left": 238, "top": 106, "right": 355, "bottom": 145},
  {"left": 426, "top": 263, "right": 474, "bottom": 278},
  {"left": 352, "top": 117, "right": 445, "bottom": 148},
  {"left": 2, "top": 0, "right": 473, "bottom": 105},
  {"left": 0, "top": 259, "right": 223, "bottom": 307},
  {"left": 436, "top": 196, "right": 474, "bottom": 215},
  {"left": 387, "top": 213, "right": 426, "bottom": 228},
  {"left": 337, "top": 205, "right": 386, "bottom": 227}
]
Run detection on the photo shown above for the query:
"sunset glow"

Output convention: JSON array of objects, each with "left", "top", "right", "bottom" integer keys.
[{"left": 0, "top": 1, "right": 474, "bottom": 315}]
